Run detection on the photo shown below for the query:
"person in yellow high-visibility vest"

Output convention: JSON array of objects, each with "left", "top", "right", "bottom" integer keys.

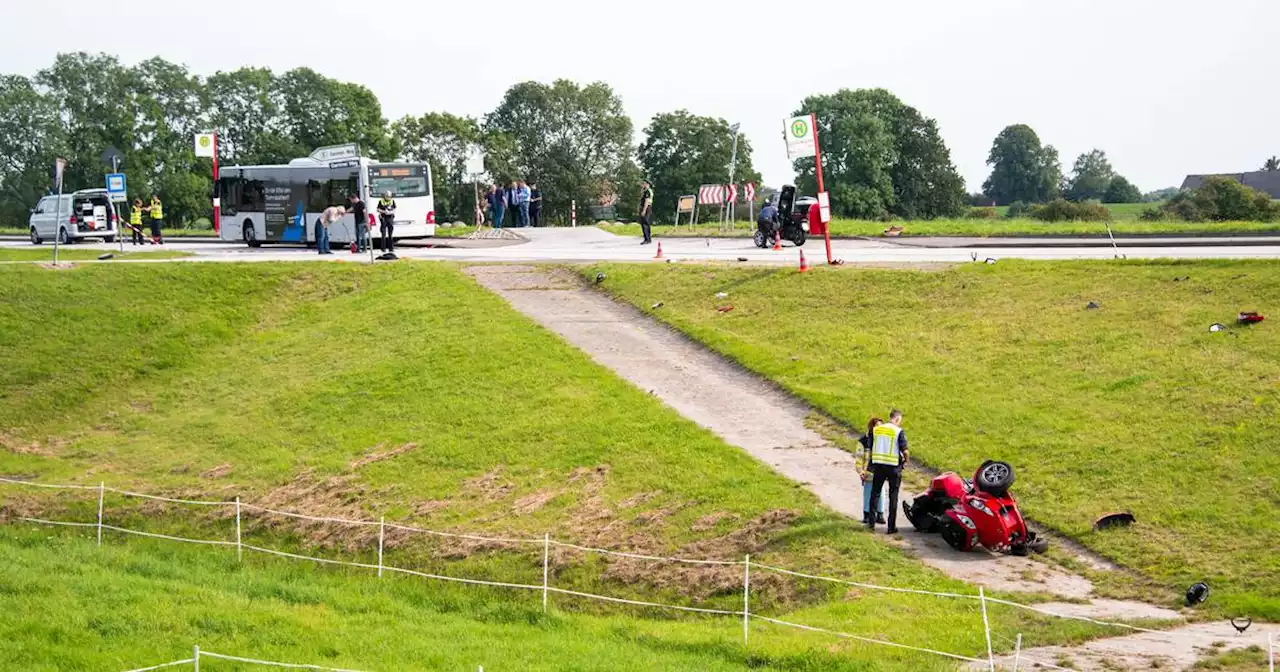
[
  {"left": 129, "top": 199, "right": 145, "bottom": 245},
  {"left": 148, "top": 195, "right": 165, "bottom": 244},
  {"left": 867, "top": 409, "right": 910, "bottom": 534}
]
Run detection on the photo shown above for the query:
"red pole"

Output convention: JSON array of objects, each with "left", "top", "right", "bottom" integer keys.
[
  {"left": 812, "top": 114, "right": 833, "bottom": 265},
  {"left": 211, "top": 131, "right": 221, "bottom": 235}
]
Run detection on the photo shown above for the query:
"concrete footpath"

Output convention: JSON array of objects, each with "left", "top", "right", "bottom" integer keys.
[{"left": 464, "top": 264, "right": 1280, "bottom": 671}]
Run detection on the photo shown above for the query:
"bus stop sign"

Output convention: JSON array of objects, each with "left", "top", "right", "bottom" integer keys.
[{"left": 106, "top": 173, "right": 127, "bottom": 203}]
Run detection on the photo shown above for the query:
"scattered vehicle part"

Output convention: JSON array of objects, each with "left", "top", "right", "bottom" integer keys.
[
  {"left": 1186, "top": 582, "right": 1210, "bottom": 606},
  {"left": 1093, "top": 512, "right": 1135, "bottom": 531},
  {"left": 1230, "top": 617, "right": 1252, "bottom": 633},
  {"left": 1237, "top": 311, "right": 1264, "bottom": 324}
]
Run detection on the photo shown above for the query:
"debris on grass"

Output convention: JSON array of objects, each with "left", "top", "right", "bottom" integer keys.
[
  {"left": 1209, "top": 323, "right": 1228, "bottom": 333},
  {"left": 512, "top": 488, "right": 561, "bottom": 515},
  {"left": 1229, "top": 616, "right": 1251, "bottom": 633},
  {"left": 199, "top": 464, "right": 233, "bottom": 479},
  {"left": 716, "top": 305, "right": 734, "bottom": 313},
  {"left": 690, "top": 511, "right": 738, "bottom": 532},
  {"left": 715, "top": 292, "right": 728, "bottom": 299},
  {"left": 1087, "top": 301, "right": 1101, "bottom": 310},
  {"left": 466, "top": 466, "right": 514, "bottom": 501},
  {"left": 1237, "top": 311, "right": 1264, "bottom": 325},
  {"left": 1185, "top": 581, "right": 1210, "bottom": 606},
  {"left": 97, "top": 253, "right": 114, "bottom": 260},
  {"left": 349, "top": 442, "right": 419, "bottom": 470},
  {"left": 651, "top": 301, "right": 663, "bottom": 309},
  {"left": 1093, "top": 512, "right": 1135, "bottom": 530}
]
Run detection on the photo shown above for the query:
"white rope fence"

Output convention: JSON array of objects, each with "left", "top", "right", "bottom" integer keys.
[
  {"left": 123, "top": 644, "right": 367, "bottom": 672},
  {"left": 3, "top": 476, "right": 1270, "bottom": 671}
]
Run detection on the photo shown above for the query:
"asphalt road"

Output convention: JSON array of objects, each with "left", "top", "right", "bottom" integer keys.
[{"left": 9, "top": 227, "right": 1280, "bottom": 264}]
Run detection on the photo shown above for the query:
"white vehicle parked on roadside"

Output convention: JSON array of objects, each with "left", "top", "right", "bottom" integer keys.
[{"left": 29, "top": 189, "right": 118, "bottom": 244}]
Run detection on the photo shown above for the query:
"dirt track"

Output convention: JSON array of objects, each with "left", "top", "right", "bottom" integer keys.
[{"left": 469, "top": 264, "right": 1273, "bottom": 671}]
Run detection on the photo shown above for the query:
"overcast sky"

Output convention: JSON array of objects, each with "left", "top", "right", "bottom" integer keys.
[{"left": 3, "top": 0, "right": 1277, "bottom": 193}]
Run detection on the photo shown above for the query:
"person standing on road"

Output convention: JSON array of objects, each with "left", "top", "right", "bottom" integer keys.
[
  {"left": 506, "top": 181, "right": 519, "bottom": 228},
  {"left": 529, "top": 182, "right": 542, "bottom": 227},
  {"left": 377, "top": 191, "right": 397, "bottom": 253},
  {"left": 859, "top": 417, "right": 889, "bottom": 526},
  {"left": 488, "top": 184, "right": 505, "bottom": 230},
  {"left": 317, "top": 205, "right": 343, "bottom": 255},
  {"left": 129, "top": 199, "right": 145, "bottom": 245},
  {"left": 348, "top": 194, "right": 369, "bottom": 252},
  {"left": 638, "top": 180, "right": 654, "bottom": 245},
  {"left": 867, "top": 409, "right": 909, "bottom": 534},
  {"left": 516, "top": 180, "right": 531, "bottom": 227},
  {"left": 148, "top": 194, "right": 165, "bottom": 244}
]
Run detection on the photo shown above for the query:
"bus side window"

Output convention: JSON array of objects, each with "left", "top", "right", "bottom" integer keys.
[
  {"left": 243, "top": 180, "right": 264, "bottom": 211},
  {"left": 307, "top": 180, "right": 328, "bottom": 212},
  {"left": 220, "top": 177, "right": 241, "bottom": 216}
]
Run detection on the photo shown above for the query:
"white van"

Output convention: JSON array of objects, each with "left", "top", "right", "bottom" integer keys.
[{"left": 29, "top": 189, "right": 118, "bottom": 244}]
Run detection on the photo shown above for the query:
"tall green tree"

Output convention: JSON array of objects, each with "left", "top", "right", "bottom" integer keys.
[
  {"left": 1065, "top": 149, "right": 1115, "bottom": 202},
  {"left": 1263, "top": 156, "right": 1280, "bottom": 172},
  {"left": 484, "top": 80, "right": 633, "bottom": 223},
  {"left": 392, "top": 112, "right": 481, "bottom": 223},
  {"left": 792, "top": 89, "right": 965, "bottom": 220},
  {"left": 0, "top": 75, "right": 65, "bottom": 229},
  {"left": 637, "top": 110, "right": 760, "bottom": 222},
  {"left": 791, "top": 90, "right": 896, "bottom": 219},
  {"left": 1103, "top": 175, "right": 1142, "bottom": 203},
  {"left": 275, "top": 68, "right": 396, "bottom": 161},
  {"left": 35, "top": 53, "right": 137, "bottom": 198},
  {"left": 207, "top": 67, "right": 296, "bottom": 165},
  {"left": 982, "top": 124, "right": 1062, "bottom": 205}
]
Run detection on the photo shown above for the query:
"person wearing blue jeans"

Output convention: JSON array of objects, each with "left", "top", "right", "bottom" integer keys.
[
  {"left": 859, "top": 417, "right": 888, "bottom": 524},
  {"left": 516, "top": 180, "right": 532, "bottom": 227},
  {"left": 488, "top": 184, "right": 506, "bottom": 229}
]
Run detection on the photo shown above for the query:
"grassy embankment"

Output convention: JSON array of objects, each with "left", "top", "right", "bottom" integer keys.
[
  {"left": 587, "top": 260, "right": 1280, "bottom": 620},
  {"left": 0, "top": 262, "right": 1109, "bottom": 670}
]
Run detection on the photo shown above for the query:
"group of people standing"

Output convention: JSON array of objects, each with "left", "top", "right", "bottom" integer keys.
[
  {"left": 485, "top": 180, "right": 541, "bottom": 228},
  {"left": 313, "top": 192, "right": 398, "bottom": 256},
  {"left": 127, "top": 195, "right": 165, "bottom": 245}
]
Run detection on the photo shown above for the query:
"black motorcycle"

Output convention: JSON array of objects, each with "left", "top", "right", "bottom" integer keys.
[{"left": 754, "top": 185, "right": 809, "bottom": 248}]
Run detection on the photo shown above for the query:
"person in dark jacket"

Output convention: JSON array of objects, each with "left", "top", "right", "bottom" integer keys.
[
  {"left": 859, "top": 417, "right": 888, "bottom": 525},
  {"left": 529, "top": 182, "right": 542, "bottom": 227},
  {"left": 867, "top": 409, "right": 910, "bottom": 534},
  {"left": 349, "top": 194, "right": 369, "bottom": 252}
]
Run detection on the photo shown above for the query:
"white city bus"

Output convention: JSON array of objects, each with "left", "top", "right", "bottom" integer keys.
[{"left": 216, "top": 156, "right": 435, "bottom": 247}]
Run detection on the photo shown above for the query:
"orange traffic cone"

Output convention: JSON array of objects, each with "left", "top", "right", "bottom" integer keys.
[
  {"left": 654, "top": 242, "right": 664, "bottom": 259},
  {"left": 798, "top": 249, "right": 810, "bottom": 273},
  {"left": 350, "top": 241, "right": 358, "bottom": 254},
  {"left": 772, "top": 235, "right": 782, "bottom": 252}
]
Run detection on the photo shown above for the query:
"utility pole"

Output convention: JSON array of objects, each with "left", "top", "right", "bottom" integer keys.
[{"left": 726, "top": 123, "right": 740, "bottom": 231}]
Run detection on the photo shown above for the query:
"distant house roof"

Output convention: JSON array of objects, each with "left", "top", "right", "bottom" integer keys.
[{"left": 1181, "top": 171, "right": 1280, "bottom": 198}]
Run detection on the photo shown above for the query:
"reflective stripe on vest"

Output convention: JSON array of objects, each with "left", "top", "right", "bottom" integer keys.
[
  {"left": 150, "top": 199, "right": 163, "bottom": 219},
  {"left": 870, "top": 423, "right": 902, "bottom": 466}
]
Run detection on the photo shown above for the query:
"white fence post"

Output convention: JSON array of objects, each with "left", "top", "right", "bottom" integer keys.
[
  {"left": 1269, "top": 632, "right": 1275, "bottom": 672},
  {"left": 96, "top": 482, "right": 104, "bottom": 546},
  {"left": 1012, "top": 632, "right": 1022, "bottom": 672},
  {"left": 742, "top": 554, "right": 750, "bottom": 647},
  {"left": 193, "top": 644, "right": 200, "bottom": 672},
  {"left": 234, "top": 497, "right": 242, "bottom": 562},
  {"left": 542, "top": 533, "right": 550, "bottom": 614},
  {"left": 377, "top": 516, "right": 385, "bottom": 579},
  {"left": 980, "top": 587, "right": 995, "bottom": 672}
]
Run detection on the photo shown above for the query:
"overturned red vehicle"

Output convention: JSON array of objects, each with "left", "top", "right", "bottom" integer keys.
[{"left": 902, "top": 461, "right": 1048, "bottom": 556}]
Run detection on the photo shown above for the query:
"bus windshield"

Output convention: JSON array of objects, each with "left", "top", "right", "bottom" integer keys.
[{"left": 369, "top": 164, "right": 430, "bottom": 198}]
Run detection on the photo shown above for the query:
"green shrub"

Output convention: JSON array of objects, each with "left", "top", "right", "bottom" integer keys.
[
  {"left": 966, "top": 206, "right": 999, "bottom": 219},
  {"left": 1139, "top": 206, "right": 1165, "bottom": 221},
  {"left": 1027, "top": 199, "right": 1111, "bottom": 222},
  {"left": 1005, "top": 201, "right": 1031, "bottom": 218},
  {"left": 1158, "top": 177, "right": 1280, "bottom": 222}
]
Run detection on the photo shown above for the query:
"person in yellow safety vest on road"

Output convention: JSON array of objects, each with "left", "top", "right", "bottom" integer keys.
[
  {"left": 129, "top": 199, "right": 145, "bottom": 245},
  {"left": 376, "top": 191, "right": 396, "bottom": 253},
  {"left": 867, "top": 409, "right": 910, "bottom": 534},
  {"left": 148, "top": 195, "right": 165, "bottom": 244}
]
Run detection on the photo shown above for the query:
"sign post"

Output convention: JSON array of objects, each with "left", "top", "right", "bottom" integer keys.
[
  {"left": 786, "top": 114, "right": 836, "bottom": 265},
  {"left": 465, "top": 146, "right": 486, "bottom": 229},
  {"left": 194, "top": 133, "right": 219, "bottom": 234},
  {"left": 52, "top": 158, "right": 66, "bottom": 265},
  {"left": 106, "top": 172, "right": 127, "bottom": 253},
  {"left": 726, "top": 123, "right": 741, "bottom": 231}
]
